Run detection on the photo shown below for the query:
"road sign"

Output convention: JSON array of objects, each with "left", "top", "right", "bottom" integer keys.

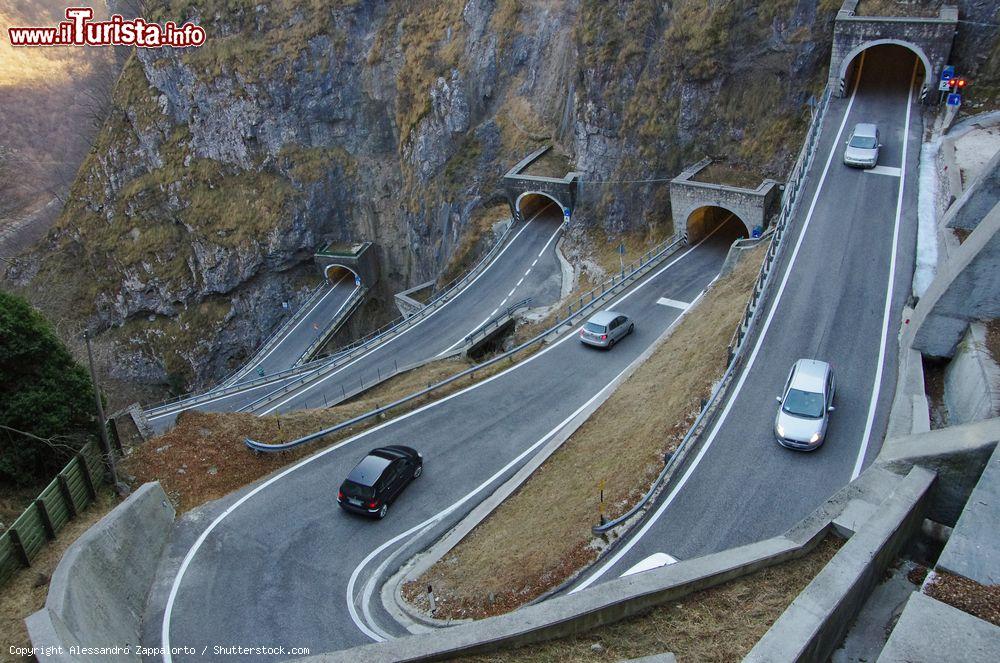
[
  {"left": 947, "top": 93, "right": 962, "bottom": 107},
  {"left": 618, "top": 243, "right": 625, "bottom": 255},
  {"left": 354, "top": 275, "right": 361, "bottom": 286},
  {"left": 940, "top": 65, "right": 955, "bottom": 82},
  {"left": 563, "top": 208, "right": 571, "bottom": 219},
  {"left": 938, "top": 79, "right": 951, "bottom": 92}
]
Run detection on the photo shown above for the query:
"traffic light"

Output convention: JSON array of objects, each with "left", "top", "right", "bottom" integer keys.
[
  {"left": 956, "top": 77, "right": 967, "bottom": 89},
  {"left": 948, "top": 77, "right": 969, "bottom": 90}
]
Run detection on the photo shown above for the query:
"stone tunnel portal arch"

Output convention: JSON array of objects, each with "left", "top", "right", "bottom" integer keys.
[
  {"left": 515, "top": 191, "right": 567, "bottom": 223},
  {"left": 323, "top": 264, "right": 360, "bottom": 287},
  {"left": 839, "top": 41, "right": 929, "bottom": 98},
  {"left": 685, "top": 205, "right": 751, "bottom": 244}
]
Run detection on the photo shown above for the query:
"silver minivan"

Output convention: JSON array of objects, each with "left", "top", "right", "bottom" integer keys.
[
  {"left": 774, "top": 359, "right": 836, "bottom": 450},
  {"left": 843, "top": 123, "right": 881, "bottom": 168},
  {"left": 580, "top": 310, "right": 634, "bottom": 349}
]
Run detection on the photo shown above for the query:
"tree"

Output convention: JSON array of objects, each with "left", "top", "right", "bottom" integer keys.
[{"left": 0, "top": 290, "right": 99, "bottom": 485}]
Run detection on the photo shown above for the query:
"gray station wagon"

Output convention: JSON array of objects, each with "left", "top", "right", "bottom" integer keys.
[
  {"left": 580, "top": 310, "right": 634, "bottom": 349},
  {"left": 843, "top": 122, "right": 881, "bottom": 169},
  {"left": 774, "top": 359, "right": 836, "bottom": 451}
]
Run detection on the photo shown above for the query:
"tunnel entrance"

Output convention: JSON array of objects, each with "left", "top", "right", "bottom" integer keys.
[
  {"left": 685, "top": 206, "right": 751, "bottom": 244},
  {"left": 840, "top": 43, "right": 928, "bottom": 98},
  {"left": 324, "top": 264, "right": 359, "bottom": 287},
  {"left": 515, "top": 191, "right": 565, "bottom": 223}
]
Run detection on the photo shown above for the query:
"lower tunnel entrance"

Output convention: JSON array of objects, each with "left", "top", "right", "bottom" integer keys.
[
  {"left": 324, "top": 265, "right": 359, "bottom": 287},
  {"left": 686, "top": 206, "right": 751, "bottom": 243},
  {"left": 516, "top": 192, "right": 565, "bottom": 223}
]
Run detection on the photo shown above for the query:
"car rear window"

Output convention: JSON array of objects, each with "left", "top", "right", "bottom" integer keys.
[
  {"left": 342, "top": 480, "right": 373, "bottom": 499},
  {"left": 584, "top": 322, "right": 606, "bottom": 333},
  {"left": 782, "top": 388, "right": 825, "bottom": 419},
  {"left": 849, "top": 135, "right": 877, "bottom": 149}
]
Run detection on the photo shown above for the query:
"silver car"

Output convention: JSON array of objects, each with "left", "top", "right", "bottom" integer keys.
[
  {"left": 774, "top": 359, "right": 836, "bottom": 451},
  {"left": 580, "top": 310, "right": 634, "bottom": 349},
  {"left": 843, "top": 123, "right": 881, "bottom": 168}
]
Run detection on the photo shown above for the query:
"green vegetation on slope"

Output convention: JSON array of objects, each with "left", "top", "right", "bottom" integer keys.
[{"left": 0, "top": 291, "right": 98, "bottom": 485}]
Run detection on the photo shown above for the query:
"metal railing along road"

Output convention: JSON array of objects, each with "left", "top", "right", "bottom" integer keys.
[
  {"left": 592, "top": 85, "right": 834, "bottom": 535},
  {"left": 237, "top": 220, "right": 521, "bottom": 414},
  {"left": 463, "top": 298, "right": 534, "bottom": 347},
  {"left": 293, "top": 286, "right": 368, "bottom": 365},
  {"left": 143, "top": 220, "right": 517, "bottom": 419},
  {"left": 245, "top": 234, "right": 688, "bottom": 453}
]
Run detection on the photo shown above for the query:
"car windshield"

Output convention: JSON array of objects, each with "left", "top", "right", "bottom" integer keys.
[
  {"left": 849, "top": 135, "right": 877, "bottom": 149},
  {"left": 584, "top": 322, "right": 606, "bottom": 333},
  {"left": 782, "top": 388, "right": 825, "bottom": 418}
]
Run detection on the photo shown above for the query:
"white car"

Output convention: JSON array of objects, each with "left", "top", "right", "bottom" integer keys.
[
  {"left": 843, "top": 123, "right": 881, "bottom": 169},
  {"left": 774, "top": 359, "right": 836, "bottom": 451}
]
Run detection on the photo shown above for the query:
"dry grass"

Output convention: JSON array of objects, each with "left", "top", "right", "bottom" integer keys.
[
  {"left": 856, "top": 0, "right": 943, "bottom": 18},
  {"left": 692, "top": 162, "right": 764, "bottom": 189},
  {"left": 0, "top": 488, "right": 118, "bottom": 661},
  {"left": 459, "top": 537, "right": 843, "bottom": 663},
  {"left": 409, "top": 242, "right": 768, "bottom": 617},
  {"left": 123, "top": 351, "right": 535, "bottom": 513}
]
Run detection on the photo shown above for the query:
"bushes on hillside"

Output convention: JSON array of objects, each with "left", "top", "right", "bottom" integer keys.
[{"left": 0, "top": 291, "right": 98, "bottom": 485}]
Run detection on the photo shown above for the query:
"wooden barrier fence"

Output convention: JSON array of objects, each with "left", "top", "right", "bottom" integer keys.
[{"left": 0, "top": 441, "right": 105, "bottom": 588}]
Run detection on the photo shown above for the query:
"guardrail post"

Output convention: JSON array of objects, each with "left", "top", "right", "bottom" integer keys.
[
  {"left": 76, "top": 453, "right": 97, "bottom": 500},
  {"left": 8, "top": 528, "right": 31, "bottom": 567},
  {"left": 57, "top": 475, "right": 77, "bottom": 517},
  {"left": 34, "top": 500, "right": 56, "bottom": 540}
]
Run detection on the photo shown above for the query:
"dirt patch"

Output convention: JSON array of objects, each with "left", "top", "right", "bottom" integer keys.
[
  {"left": 922, "top": 355, "right": 949, "bottom": 429},
  {"left": 924, "top": 571, "right": 1000, "bottom": 627},
  {"left": 0, "top": 488, "right": 118, "bottom": 662},
  {"left": 408, "top": 242, "right": 767, "bottom": 619},
  {"left": 984, "top": 319, "right": 1000, "bottom": 368},
  {"left": 458, "top": 537, "right": 843, "bottom": 663},
  {"left": 0, "top": 485, "right": 44, "bottom": 531}
]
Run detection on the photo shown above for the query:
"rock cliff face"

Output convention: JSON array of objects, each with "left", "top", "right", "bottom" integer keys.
[{"left": 18, "top": 0, "right": 864, "bottom": 391}]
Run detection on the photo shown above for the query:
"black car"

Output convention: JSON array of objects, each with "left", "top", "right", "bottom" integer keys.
[{"left": 337, "top": 446, "right": 423, "bottom": 519}]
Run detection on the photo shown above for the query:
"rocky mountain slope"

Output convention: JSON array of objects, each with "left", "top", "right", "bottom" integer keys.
[{"left": 11, "top": 0, "right": 994, "bottom": 396}]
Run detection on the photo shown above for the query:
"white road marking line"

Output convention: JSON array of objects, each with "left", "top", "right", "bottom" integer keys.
[
  {"left": 656, "top": 297, "right": 690, "bottom": 310},
  {"left": 571, "top": 50, "right": 869, "bottom": 594},
  {"left": 532, "top": 259, "right": 538, "bottom": 267},
  {"left": 621, "top": 552, "right": 678, "bottom": 577},
  {"left": 524, "top": 268, "right": 532, "bottom": 276},
  {"left": 148, "top": 281, "right": 357, "bottom": 420},
  {"left": 864, "top": 165, "right": 902, "bottom": 177},
  {"left": 161, "top": 219, "right": 724, "bottom": 656},
  {"left": 516, "top": 278, "right": 524, "bottom": 287},
  {"left": 852, "top": 58, "right": 917, "bottom": 480},
  {"left": 490, "top": 308, "right": 499, "bottom": 316},
  {"left": 259, "top": 210, "right": 547, "bottom": 414},
  {"left": 507, "top": 288, "right": 516, "bottom": 297}
]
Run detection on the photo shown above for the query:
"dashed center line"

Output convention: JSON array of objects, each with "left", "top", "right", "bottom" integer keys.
[{"left": 656, "top": 297, "right": 691, "bottom": 310}]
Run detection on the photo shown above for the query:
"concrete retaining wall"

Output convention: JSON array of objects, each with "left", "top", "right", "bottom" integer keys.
[
  {"left": 26, "top": 482, "right": 175, "bottom": 662},
  {"left": 878, "top": 418, "right": 1000, "bottom": 526},
  {"left": 744, "top": 467, "right": 936, "bottom": 663},
  {"left": 944, "top": 323, "right": 1000, "bottom": 425}
]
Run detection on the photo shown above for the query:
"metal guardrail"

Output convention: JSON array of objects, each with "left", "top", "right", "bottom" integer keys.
[
  {"left": 237, "top": 220, "right": 522, "bottom": 415},
  {"left": 142, "top": 281, "right": 332, "bottom": 413},
  {"left": 143, "top": 220, "right": 517, "bottom": 419},
  {"left": 293, "top": 286, "right": 367, "bottom": 366},
  {"left": 464, "top": 298, "right": 533, "bottom": 346},
  {"left": 245, "top": 234, "right": 687, "bottom": 453},
  {"left": 593, "top": 85, "right": 834, "bottom": 535}
]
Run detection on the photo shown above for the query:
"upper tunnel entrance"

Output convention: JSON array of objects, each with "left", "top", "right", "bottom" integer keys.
[
  {"left": 686, "top": 206, "right": 751, "bottom": 244},
  {"left": 515, "top": 192, "right": 566, "bottom": 223},
  {"left": 840, "top": 43, "right": 928, "bottom": 99}
]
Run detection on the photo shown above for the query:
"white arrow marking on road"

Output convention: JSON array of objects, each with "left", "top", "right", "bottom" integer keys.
[
  {"left": 656, "top": 297, "right": 690, "bottom": 310},
  {"left": 621, "top": 552, "right": 678, "bottom": 577},
  {"left": 863, "top": 165, "right": 902, "bottom": 177}
]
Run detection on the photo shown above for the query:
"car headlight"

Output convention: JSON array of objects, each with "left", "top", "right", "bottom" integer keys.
[
  {"left": 809, "top": 432, "right": 821, "bottom": 443},
  {"left": 776, "top": 424, "right": 785, "bottom": 437}
]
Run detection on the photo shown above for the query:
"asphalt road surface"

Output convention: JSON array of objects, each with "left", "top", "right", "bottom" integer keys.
[
  {"left": 146, "top": 205, "right": 564, "bottom": 431},
  {"left": 573, "top": 44, "right": 922, "bottom": 588},
  {"left": 142, "top": 221, "right": 745, "bottom": 661}
]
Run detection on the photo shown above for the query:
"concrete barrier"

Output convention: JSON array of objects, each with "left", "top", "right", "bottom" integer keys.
[
  {"left": 877, "top": 418, "right": 1000, "bottom": 526},
  {"left": 744, "top": 466, "right": 935, "bottom": 663},
  {"left": 26, "top": 482, "right": 175, "bottom": 662}
]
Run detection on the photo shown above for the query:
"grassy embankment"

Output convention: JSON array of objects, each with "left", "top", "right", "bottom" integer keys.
[
  {"left": 407, "top": 241, "right": 768, "bottom": 618},
  {"left": 461, "top": 537, "right": 844, "bottom": 663}
]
